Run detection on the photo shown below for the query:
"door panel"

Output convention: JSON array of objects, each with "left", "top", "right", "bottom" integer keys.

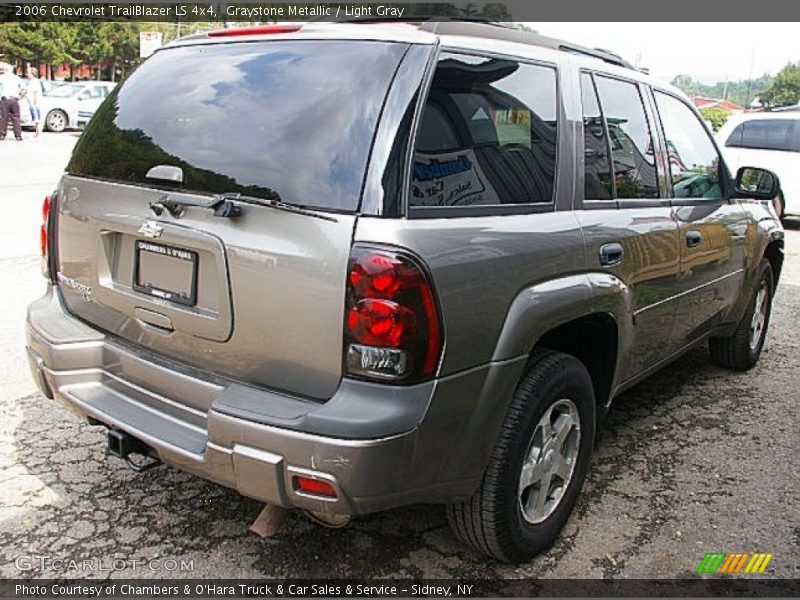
[
  {"left": 577, "top": 208, "right": 681, "bottom": 380},
  {"left": 579, "top": 74, "right": 681, "bottom": 381},
  {"left": 673, "top": 202, "right": 746, "bottom": 345},
  {"left": 653, "top": 91, "right": 747, "bottom": 346}
]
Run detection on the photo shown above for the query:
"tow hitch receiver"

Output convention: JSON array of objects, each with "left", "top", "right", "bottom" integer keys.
[{"left": 107, "top": 429, "right": 162, "bottom": 472}]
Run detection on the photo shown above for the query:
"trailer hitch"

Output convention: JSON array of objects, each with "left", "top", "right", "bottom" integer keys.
[{"left": 107, "top": 429, "right": 162, "bottom": 473}]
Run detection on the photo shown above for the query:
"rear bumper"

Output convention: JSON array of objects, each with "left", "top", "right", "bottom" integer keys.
[{"left": 26, "top": 287, "right": 526, "bottom": 516}]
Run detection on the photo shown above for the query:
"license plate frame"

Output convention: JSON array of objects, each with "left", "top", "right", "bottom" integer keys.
[{"left": 133, "top": 240, "right": 198, "bottom": 307}]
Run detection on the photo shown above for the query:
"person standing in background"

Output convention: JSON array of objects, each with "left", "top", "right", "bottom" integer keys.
[
  {"left": 25, "top": 67, "right": 44, "bottom": 139},
  {"left": 0, "top": 62, "right": 24, "bottom": 141}
]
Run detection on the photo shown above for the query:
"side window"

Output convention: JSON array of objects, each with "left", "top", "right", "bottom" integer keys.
[
  {"left": 594, "top": 76, "right": 659, "bottom": 199},
  {"left": 411, "top": 53, "right": 558, "bottom": 208},
  {"left": 654, "top": 92, "right": 722, "bottom": 199},
  {"left": 726, "top": 119, "right": 796, "bottom": 152},
  {"left": 580, "top": 73, "right": 613, "bottom": 200}
]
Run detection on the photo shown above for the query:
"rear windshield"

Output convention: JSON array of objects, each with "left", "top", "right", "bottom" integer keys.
[
  {"left": 725, "top": 119, "right": 798, "bottom": 152},
  {"left": 68, "top": 40, "right": 409, "bottom": 212}
]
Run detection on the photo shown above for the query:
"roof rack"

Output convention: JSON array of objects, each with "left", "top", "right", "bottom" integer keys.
[
  {"left": 318, "top": 18, "right": 633, "bottom": 69},
  {"left": 418, "top": 21, "right": 633, "bottom": 69}
]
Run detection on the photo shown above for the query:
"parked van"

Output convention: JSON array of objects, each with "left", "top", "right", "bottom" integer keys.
[{"left": 717, "top": 112, "right": 800, "bottom": 219}]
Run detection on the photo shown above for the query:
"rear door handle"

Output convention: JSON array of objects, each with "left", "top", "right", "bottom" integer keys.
[
  {"left": 686, "top": 230, "right": 702, "bottom": 248},
  {"left": 599, "top": 242, "right": 624, "bottom": 267}
]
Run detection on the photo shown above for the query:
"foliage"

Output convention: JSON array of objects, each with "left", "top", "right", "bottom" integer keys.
[
  {"left": 760, "top": 62, "right": 800, "bottom": 108},
  {"left": 698, "top": 107, "right": 730, "bottom": 132},
  {"left": 0, "top": 22, "right": 214, "bottom": 80},
  {"left": 671, "top": 73, "right": 774, "bottom": 109}
]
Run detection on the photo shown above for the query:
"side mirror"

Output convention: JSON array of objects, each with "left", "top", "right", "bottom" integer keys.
[{"left": 734, "top": 167, "right": 779, "bottom": 200}]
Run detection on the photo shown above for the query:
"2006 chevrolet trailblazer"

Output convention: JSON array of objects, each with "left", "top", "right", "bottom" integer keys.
[{"left": 26, "top": 21, "right": 784, "bottom": 561}]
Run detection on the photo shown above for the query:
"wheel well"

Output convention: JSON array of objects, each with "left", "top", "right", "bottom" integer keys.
[
  {"left": 534, "top": 314, "right": 618, "bottom": 411},
  {"left": 764, "top": 240, "right": 783, "bottom": 289}
]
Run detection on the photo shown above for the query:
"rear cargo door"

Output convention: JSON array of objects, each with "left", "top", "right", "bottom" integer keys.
[{"left": 57, "top": 39, "right": 410, "bottom": 400}]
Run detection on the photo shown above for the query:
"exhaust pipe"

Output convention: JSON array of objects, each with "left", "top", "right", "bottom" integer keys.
[{"left": 107, "top": 429, "right": 161, "bottom": 472}]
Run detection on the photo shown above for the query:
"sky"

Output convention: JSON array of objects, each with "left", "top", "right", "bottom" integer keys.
[{"left": 527, "top": 23, "right": 800, "bottom": 85}]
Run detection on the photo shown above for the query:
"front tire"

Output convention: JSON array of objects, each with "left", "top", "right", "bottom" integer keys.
[
  {"left": 446, "top": 350, "right": 595, "bottom": 562},
  {"left": 709, "top": 259, "right": 774, "bottom": 371},
  {"left": 45, "top": 110, "right": 67, "bottom": 133},
  {"left": 772, "top": 191, "right": 785, "bottom": 221}
]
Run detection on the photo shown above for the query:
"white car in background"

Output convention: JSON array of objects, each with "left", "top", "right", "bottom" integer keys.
[
  {"left": 22, "top": 81, "right": 116, "bottom": 132},
  {"left": 717, "top": 112, "right": 800, "bottom": 220}
]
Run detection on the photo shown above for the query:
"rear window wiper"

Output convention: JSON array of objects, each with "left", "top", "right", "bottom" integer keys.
[
  {"left": 215, "top": 192, "right": 338, "bottom": 222},
  {"left": 150, "top": 191, "right": 336, "bottom": 222}
]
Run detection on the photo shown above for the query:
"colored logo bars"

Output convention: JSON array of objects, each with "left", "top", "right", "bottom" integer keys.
[{"left": 697, "top": 552, "right": 774, "bottom": 574}]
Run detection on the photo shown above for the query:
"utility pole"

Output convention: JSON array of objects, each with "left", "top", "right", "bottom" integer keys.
[{"left": 744, "top": 49, "right": 756, "bottom": 109}]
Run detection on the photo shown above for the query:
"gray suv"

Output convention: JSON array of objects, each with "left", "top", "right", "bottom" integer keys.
[{"left": 26, "top": 21, "right": 784, "bottom": 562}]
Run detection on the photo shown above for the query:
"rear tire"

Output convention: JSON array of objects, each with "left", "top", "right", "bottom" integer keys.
[
  {"left": 446, "top": 350, "right": 595, "bottom": 562},
  {"left": 709, "top": 259, "right": 774, "bottom": 371}
]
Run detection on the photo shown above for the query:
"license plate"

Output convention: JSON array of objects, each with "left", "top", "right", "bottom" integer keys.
[{"left": 133, "top": 240, "right": 198, "bottom": 306}]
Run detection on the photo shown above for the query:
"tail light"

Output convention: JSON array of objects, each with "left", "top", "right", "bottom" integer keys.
[
  {"left": 344, "top": 245, "right": 442, "bottom": 382},
  {"left": 40, "top": 194, "right": 53, "bottom": 279},
  {"left": 40, "top": 195, "right": 51, "bottom": 257}
]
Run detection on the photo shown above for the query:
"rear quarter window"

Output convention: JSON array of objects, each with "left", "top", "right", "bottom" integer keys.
[
  {"left": 411, "top": 52, "right": 558, "bottom": 209},
  {"left": 67, "top": 40, "right": 409, "bottom": 212}
]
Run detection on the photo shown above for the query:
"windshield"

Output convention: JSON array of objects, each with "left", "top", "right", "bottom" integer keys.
[
  {"left": 68, "top": 40, "right": 409, "bottom": 212},
  {"left": 45, "top": 83, "right": 82, "bottom": 98}
]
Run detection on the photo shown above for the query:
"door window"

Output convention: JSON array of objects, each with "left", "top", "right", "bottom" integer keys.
[
  {"left": 655, "top": 92, "right": 723, "bottom": 199},
  {"left": 593, "top": 76, "right": 659, "bottom": 199},
  {"left": 580, "top": 73, "right": 613, "bottom": 200}
]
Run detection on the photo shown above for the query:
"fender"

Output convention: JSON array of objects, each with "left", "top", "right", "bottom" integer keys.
[
  {"left": 492, "top": 273, "right": 633, "bottom": 369},
  {"left": 725, "top": 213, "right": 784, "bottom": 330}
]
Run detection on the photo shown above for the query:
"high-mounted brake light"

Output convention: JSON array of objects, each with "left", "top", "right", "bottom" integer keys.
[
  {"left": 208, "top": 24, "right": 303, "bottom": 37},
  {"left": 344, "top": 245, "right": 442, "bottom": 382}
]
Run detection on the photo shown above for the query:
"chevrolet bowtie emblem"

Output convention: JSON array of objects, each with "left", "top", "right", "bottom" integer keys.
[{"left": 138, "top": 220, "right": 164, "bottom": 238}]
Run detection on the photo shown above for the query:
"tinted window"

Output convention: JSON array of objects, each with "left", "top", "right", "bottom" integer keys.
[
  {"left": 411, "top": 53, "right": 557, "bottom": 207},
  {"left": 580, "top": 73, "right": 613, "bottom": 200},
  {"left": 68, "top": 41, "right": 408, "bottom": 212},
  {"left": 594, "top": 76, "right": 659, "bottom": 199},
  {"left": 87, "top": 86, "right": 105, "bottom": 99},
  {"left": 726, "top": 119, "right": 797, "bottom": 152},
  {"left": 655, "top": 92, "right": 722, "bottom": 199}
]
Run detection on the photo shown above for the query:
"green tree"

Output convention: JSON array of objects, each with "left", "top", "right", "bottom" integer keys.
[
  {"left": 698, "top": 107, "right": 730, "bottom": 132},
  {"left": 761, "top": 62, "right": 800, "bottom": 108},
  {"left": 670, "top": 73, "right": 774, "bottom": 109}
]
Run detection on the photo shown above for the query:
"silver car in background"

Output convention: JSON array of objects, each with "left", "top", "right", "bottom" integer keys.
[{"left": 21, "top": 81, "right": 116, "bottom": 132}]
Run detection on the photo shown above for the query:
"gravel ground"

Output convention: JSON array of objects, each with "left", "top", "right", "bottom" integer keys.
[{"left": 1, "top": 133, "right": 798, "bottom": 581}]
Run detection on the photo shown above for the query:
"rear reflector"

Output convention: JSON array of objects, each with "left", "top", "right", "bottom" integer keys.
[
  {"left": 208, "top": 24, "right": 303, "bottom": 37},
  {"left": 294, "top": 476, "right": 337, "bottom": 498}
]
